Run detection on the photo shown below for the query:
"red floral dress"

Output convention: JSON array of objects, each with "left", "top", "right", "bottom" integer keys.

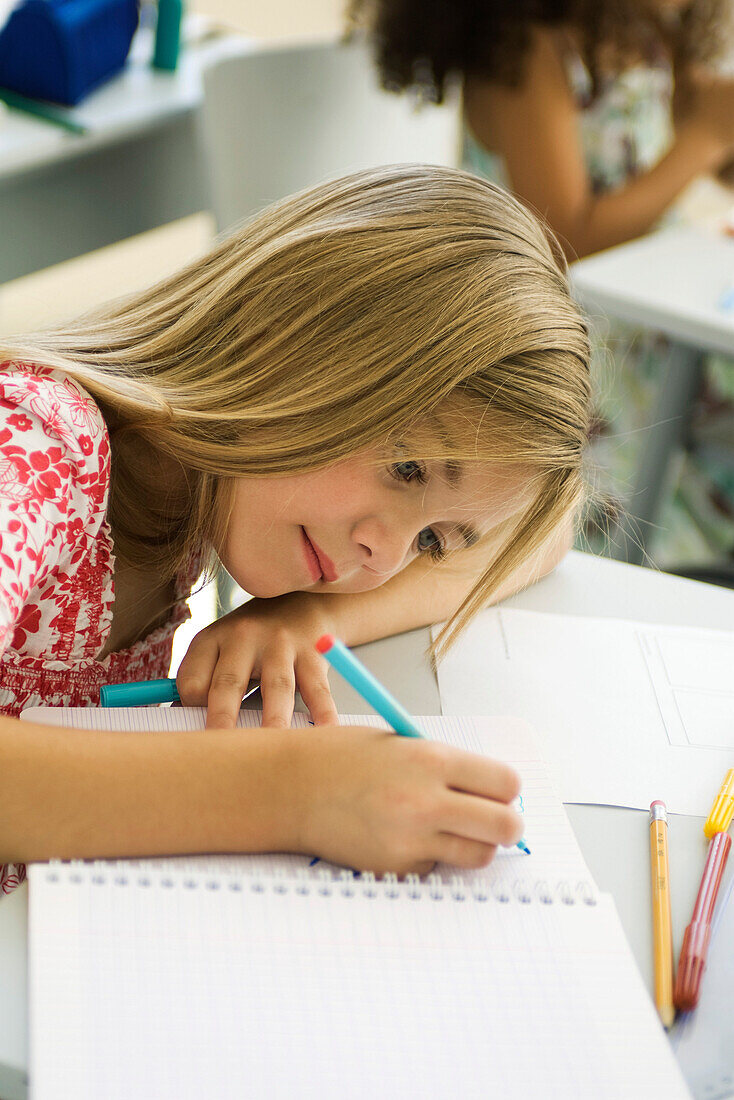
[{"left": 0, "top": 362, "right": 201, "bottom": 894}]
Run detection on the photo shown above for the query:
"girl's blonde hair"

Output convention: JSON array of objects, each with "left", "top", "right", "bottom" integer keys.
[{"left": 3, "top": 165, "right": 591, "bottom": 658}]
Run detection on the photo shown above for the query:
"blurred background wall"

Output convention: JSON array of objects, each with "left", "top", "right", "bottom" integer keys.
[{"left": 0, "top": 0, "right": 343, "bottom": 338}]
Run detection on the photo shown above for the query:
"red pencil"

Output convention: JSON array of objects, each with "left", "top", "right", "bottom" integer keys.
[{"left": 674, "top": 831, "right": 732, "bottom": 1012}]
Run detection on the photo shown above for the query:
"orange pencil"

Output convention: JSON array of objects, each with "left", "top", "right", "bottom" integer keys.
[{"left": 649, "top": 801, "right": 675, "bottom": 1029}]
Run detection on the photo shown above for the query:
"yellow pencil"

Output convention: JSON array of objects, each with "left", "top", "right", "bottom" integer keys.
[
  {"left": 704, "top": 769, "right": 734, "bottom": 839},
  {"left": 649, "top": 801, "right": 675, "bottom": 1029}
]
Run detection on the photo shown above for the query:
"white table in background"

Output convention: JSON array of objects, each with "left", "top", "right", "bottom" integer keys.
[
  {"left": 1, "top": 551, "right": 733, "bottom": 1100},
  {"left": 0, "top": 17, "right": 248, "bottom": 283},
  {"left": 571, "top": 225, "right": 734, "bottom": 565}
]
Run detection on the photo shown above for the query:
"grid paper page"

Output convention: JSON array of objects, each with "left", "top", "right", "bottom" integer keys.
[
  {"left": 23, "top": 708, "right": 593, "bottom": 894},
  {"left": 28, "top": 865, "right": 690, "bottom": 1100}
]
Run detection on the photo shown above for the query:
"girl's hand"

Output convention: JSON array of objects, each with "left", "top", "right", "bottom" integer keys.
[
  {"left": 288, "top": 725, "right": 523, "bottom": 876},
  {"left": 176, "top": 593, "right": 339, "bottom": 730}
]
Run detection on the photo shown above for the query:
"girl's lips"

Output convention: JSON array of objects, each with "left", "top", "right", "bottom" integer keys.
[
  {"left": 302, "top": 528, "right": 339, "bottom": 582},
  {"left": 300, "top": 527, "right": 323, "bottom": 582}
]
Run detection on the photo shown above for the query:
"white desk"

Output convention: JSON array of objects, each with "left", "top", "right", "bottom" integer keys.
[
  {"left": 0, "top": 19, "right": 247, "bottom": 282},
  {"left": 2, "top": 551, "right": 734, "bottom": 1100},
  {"left": 571, "top": 226, "right": 734, "bottom": 565}
]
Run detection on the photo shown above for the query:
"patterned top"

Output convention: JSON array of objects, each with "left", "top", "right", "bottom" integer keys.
[
  {"left": 463, "top": 45, "right": 674, "bottom": 195},
  {"left": 0, "top": 361, "right": 201, "bottom": 894}
]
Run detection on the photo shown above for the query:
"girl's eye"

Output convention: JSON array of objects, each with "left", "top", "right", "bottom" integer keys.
[
  {"left": 416, "top": 527, "right": 445, "bottom": 561},
  {"left": 390, "top": 460, "right": 427, "bottom": 484}
]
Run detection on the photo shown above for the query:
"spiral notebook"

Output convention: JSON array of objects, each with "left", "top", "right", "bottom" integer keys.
[{"left": 25, "top": 711, "right": 690, "bottom": 1099}]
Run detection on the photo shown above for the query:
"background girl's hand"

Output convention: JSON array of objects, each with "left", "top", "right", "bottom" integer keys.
[
  {"left": 678, "top": 72, "right": 734, "bottom": 164},
  {"left": 176, "top": 593, "right": 339, "bottom": 729},
  {"left": 287, "top": 725, "right": 523, "bottom": 876},
  {"left": 717, "top": 156, "right": 734, "bottom": 190}
]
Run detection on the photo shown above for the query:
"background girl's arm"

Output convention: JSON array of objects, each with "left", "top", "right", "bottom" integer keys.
[
  {"left": 179, "top": 516, "right": 572, "bottom": 728},
  {"left": 464, "top": 29, "right": 734, "bottom": 259}
]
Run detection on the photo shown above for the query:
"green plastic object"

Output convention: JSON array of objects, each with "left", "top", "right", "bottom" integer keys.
[{"left": 152, "top": 0, "right": 182, "bottom": 72}]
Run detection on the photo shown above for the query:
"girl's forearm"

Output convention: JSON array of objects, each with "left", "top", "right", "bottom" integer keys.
[
  {"left": 0, "top": 717, "right": 299, "bottom": 864},
  {"left": 568, "top": 122, "right": 727, "bottom": 258},
  {"left": 319, "top": 556, "right": 479, "bottom": 648}
]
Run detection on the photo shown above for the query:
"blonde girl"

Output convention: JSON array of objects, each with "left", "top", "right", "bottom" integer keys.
[{"left": 0, "top": 165, "right": 590, "bottom": 892}]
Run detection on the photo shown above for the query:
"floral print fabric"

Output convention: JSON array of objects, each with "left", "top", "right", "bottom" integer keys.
[
  {"left": 0, "top": 362, "right": 113, "bottom": 671},
  {"left": 0, "top": 362, "right": 198, "bottom": 894}
]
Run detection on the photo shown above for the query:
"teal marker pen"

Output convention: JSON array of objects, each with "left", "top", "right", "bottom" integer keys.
[
  {"left": 100, "top": 678, "right": 261, "bottom": 707},
  {"left": 101, "top": 678, "right": 179, "bottom": 706},
  {"left": 316, "top": 634, "right": 422, "bottom": 737},
  {"left": 315, "top": 634, "right": 530, "bottom": 855}
]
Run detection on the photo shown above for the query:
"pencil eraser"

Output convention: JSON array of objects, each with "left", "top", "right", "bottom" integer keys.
[
  {"left": 650, "top": 800, "right": 666, "bottom": 810},
  {"left": 315, "top": 634, "right": 335, "bottom": 654}
]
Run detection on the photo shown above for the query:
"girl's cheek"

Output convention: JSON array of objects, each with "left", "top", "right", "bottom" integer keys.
[{"left": 328, "top": 573, "right": 390, "bottom": 595}]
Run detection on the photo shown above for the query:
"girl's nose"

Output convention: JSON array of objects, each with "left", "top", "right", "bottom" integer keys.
[{"left": 351, "top": 517, "right": 414, "bottom": 577}]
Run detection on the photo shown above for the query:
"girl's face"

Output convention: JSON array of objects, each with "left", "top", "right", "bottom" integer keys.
[{"left": 220, "top": 448, "right": 533, "bottom": 598}]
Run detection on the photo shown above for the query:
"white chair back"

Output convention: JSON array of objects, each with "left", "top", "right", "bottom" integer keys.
[{"left": 199, "top": 36, "right": 461, "bottom": 231}]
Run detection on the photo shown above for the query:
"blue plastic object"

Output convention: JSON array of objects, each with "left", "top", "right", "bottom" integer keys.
[{"left": 0, "top": 0, "right": 139, "bottom": 106}]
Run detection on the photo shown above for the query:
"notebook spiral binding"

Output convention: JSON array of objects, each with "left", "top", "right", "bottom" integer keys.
[{"left": 43, "top": 861, "right": 598, "bottom": 907}]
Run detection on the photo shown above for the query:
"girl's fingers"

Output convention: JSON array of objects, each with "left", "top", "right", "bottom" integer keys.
[
  {"left": 433, "top": 833, "right": 498, "bottom": 871},
  {"left": 259, "top": 658, "right": 297, "bottom": 729},
  {"left": 445, "top": 751, "right": 521, "bottom": 805},
  {"left": 441, "top": 790, "right": 524, "bottom": 849},
  {"left": 204, "top": 650, "right": 256, "bottom": 730},
  {"left": 175, "top": 633, "right": 219, "bottom": 706},
  {"left": 295, "top": 654, "right": 339, "bottom": 726}
]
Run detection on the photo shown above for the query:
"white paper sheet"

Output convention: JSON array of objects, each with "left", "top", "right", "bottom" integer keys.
[{"left": 433, "top": 609, "right": 734, "bottom": 815}]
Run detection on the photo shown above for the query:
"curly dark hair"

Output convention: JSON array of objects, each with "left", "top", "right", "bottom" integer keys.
[{"left": 347, "top": 0, "right": 731, "bottom": 103}]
